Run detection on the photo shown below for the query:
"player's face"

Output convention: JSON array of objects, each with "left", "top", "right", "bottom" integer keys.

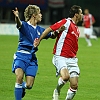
[
  {"left": 84, "top": 9, "right": 89, "bottom": 15},
  {"left": 77, "top": 9, "right": 83, "bottom": 22},
  {"left": 35, "top": 10, "right": 42, "bottom": 22}
]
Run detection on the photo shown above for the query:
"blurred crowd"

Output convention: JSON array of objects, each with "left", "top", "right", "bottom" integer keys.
[{"left": 0, "top": 0, "right": 100, "bottom": 28}]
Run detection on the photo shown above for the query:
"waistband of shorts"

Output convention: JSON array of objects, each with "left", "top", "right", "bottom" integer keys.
[{"left": 54, "top": 55, "right": 77, "bottom": 58}]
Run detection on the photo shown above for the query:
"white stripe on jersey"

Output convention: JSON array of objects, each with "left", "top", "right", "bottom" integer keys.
[
  {"left": 89, "top": 14, "right": 92, "bottom": 25},
  {"left": 55, "top": 19, "right": 71, "bottom": 55}
]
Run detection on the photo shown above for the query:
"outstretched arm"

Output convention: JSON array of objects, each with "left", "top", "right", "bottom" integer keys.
[
  {"left": 34, "top": 26, "right": 65, "bottom": 47},
  {"left": 39, "top": 27, "right": 53, "bottom": 41},
  {"left": 12, "top": 7, "right": 22, "bottom": 28},
  {"left": 33, "top": 27, "right": 53, "bottom": 47},
  {"left": 34, "top": 27, "right": 52, "bottom": 47}
]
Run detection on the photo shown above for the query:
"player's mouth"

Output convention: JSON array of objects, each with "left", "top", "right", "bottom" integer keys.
[{"left": 41, "top": 17, "right": 42, "bottom": 20}]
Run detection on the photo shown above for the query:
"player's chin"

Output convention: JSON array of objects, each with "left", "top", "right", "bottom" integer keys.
[{"left": 38, "top": 19, "right": 42, "bottom": 22}]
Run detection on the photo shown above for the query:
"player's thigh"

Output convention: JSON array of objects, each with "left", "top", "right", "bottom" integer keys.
[
  {"left": 12, "top": 58, "right": 26, "bottom": 73},
  {"left": 26, "top": 76, "right": 35, "bottom": 87},
  {"left": 60, "top": 68, "right": 70, "bottom": 81},
  {"left": 25, "top": 65, "right": 38, "bottom": 87},
  {"left": 25, "top": 65, "right": 38, "bottom": 77},
  {"left": 25, "top": 63, "right": 38, "bottom": 85},
  {"left": 52, "top": 55, "right": 68, "bottom": 76},
  {"left": 67, "top": 58, "right": 80, "bottom": 76},
  {"left": 15, "top": 68, "right": 24, "bottom": 83},
  {"left": 84, "top": 28, "right": 92, "bottom": 37}
]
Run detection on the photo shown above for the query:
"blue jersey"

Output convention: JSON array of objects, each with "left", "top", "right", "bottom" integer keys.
[
  {"left": 12, "top": 21, "right": 51, "bottom": 76},
  {"left": 17, "top": 21, "right": 51, "bottom": 53}
]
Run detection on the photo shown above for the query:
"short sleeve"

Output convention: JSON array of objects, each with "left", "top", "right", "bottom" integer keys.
[{"left": 50, "top": 18, "right": 67, "bottom": 31}]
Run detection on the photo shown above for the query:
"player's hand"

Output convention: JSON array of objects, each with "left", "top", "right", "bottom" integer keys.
[
  {"left": 34, "top": 38, "right": 40, "bottom": 47},
  {"left": 12, "top": 7, "right": 19, "bottom": 18}
]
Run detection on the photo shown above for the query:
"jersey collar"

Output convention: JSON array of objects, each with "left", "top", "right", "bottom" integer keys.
[
  {"left": 67, "top": 17, "right": 75, "bottom": 24},
  {"left": 27, "top": 21, "right": 37, "bottom": 29}
]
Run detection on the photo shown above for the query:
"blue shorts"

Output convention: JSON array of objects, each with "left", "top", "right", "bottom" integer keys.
[{"left": 12, "top": 52, "right": 38, "bottom": 77}]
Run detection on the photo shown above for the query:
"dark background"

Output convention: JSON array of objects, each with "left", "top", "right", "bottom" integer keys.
[{"left": 0, "top": 0, "right": 100, "bottom": 26}]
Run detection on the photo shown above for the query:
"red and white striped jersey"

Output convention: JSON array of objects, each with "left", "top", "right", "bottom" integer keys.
[
  {"left": 83, "top": 14, "right": 95, "bottom": 28},
  {"left": 50, "top": 18, "right": 80, "bottom": 58}
]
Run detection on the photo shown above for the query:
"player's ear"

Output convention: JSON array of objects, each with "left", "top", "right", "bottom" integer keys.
[{"left": 32, "top": 14, "right": 36, "bottom": 18}]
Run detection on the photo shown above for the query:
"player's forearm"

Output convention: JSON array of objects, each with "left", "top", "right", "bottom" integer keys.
[
  {"left": 92, "top": 21, "right": 95, "bottom": 25},
  {"left": 39, "top": 27, "right": 53, "bottom": 41},
  {"left": 15, "top": 16, "right": 22, "bottom": 28}
]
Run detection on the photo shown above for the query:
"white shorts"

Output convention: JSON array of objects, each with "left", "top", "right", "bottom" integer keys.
[
  {"left": 84, "top": 28, "right": 93, "bottom": 35},
  {"left": 52, "top": 55, "right": 80, "bottom": 77}
]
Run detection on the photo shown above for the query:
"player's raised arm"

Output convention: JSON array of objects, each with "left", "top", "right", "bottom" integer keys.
[{"left": 12, "top": 7, "right": 22, "bottom": 28}]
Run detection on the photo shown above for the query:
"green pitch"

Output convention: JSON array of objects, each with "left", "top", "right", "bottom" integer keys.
[{"left": 0, "top": 35, "right": 100, "bottom": 100}]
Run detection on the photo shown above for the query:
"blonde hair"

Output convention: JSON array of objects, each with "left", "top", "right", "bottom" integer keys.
[{"left": 24, "top": 5, "right": 40, "bottom": 21}]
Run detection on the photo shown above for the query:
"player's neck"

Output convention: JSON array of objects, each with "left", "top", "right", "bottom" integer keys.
[
  {"left": 71, "top": 17, "right": 79, "bottom": 24},
  {"left": 29, "top": 19, "right": 37, "bottom": 26},
  {"left": 71, "top": 18, "right": 77, "bottom": 24}
]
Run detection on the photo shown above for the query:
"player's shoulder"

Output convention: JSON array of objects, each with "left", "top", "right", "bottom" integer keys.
[
  {"left": 55, "top": 18, "right": 67, "bottom": 26},
  {"left": 21, "top": 21, "right": 27, "bottom": 24},
  {"left": 89, "top": 14, "right": 92, "bottom": 16},
  {"left": 37, "top": 25, "right": 45, "bottom": 30},
  {"left": 21, "top": 21, "right": 29, "bottom": 26},
  {"left": 37, "top": 25, "right": 44, "bottom": 28},
  {"left": 58, "top": 18, "right": 67, "bottom": 23},
  {"left": 36, "top": 25, "right": 45, "bottom": 33}
]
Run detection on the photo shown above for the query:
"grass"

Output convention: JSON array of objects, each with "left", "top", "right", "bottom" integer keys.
[{"left": 0, "top": 35, "right": 100, "bottom": 100}]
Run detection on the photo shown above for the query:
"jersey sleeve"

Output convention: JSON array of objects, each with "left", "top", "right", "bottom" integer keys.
[
  {"left": 92, "top": 15, "right": 95, "bottom": 23},
  {"left": 18, "top": 21, "right": 27, "bottom": 34},
  {"left": 50, "top": 18, "right": 67, "bottom": 31}
]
